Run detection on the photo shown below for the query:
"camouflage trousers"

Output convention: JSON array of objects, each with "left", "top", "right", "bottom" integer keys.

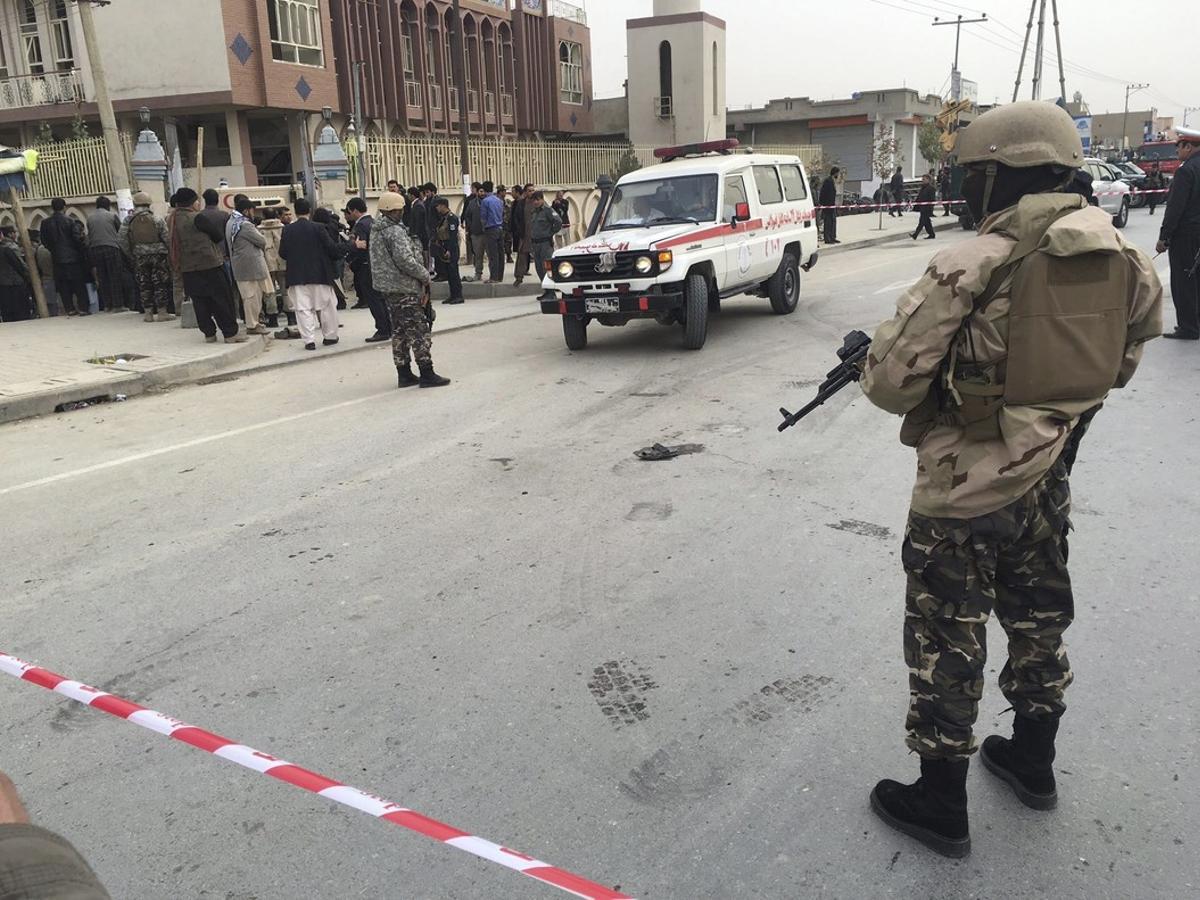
[
  {"left": 385, "top": 293, "right": 431, "bottom": 367},
  {"left": 902, "top": 460, "right": 1074, "bottom": 761},
  {"left": 133, "top": 253, "right": 172, "bottom": 314}
]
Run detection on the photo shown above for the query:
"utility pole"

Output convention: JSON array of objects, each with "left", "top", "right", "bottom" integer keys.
[
  {"left": 1123, "top": 83, "right": 1150, "bottom": 152},
  {"left": 450, "top": 0, "right": 471, "bottom": 196},
  {"left": 1182, "top": 106, "right": 1199, "bottom": 128},
  {"left": 1030, "top": 0, "right": 1047, "bottom": 100},
  {"left": 74, "top": 0, "right": 133, "bottom": 215},
  {"left": 1013, "top": 0, "right": 1037, "bottom": 102},
  {"left": 352, "top": 61, "right": 366, "bottom": 199},
  {"left": 1049, "top": 0, "right": 1067, "bottom": 103},
  {"left": 932, "top": 13, "right": 987, "bottom": 101}
]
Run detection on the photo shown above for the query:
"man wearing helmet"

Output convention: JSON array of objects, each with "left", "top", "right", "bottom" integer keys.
[
  {"left": 860, "top": 102, "right": 1162, "bottom": 858},
  {"left": 370, "top": 192, "right": 450, "bottom": 388}
]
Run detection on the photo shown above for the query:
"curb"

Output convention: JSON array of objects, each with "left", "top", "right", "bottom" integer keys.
[
  {"left": 189, "top": 307, "right": 543, "bottom": 386},
  {"left": 819, "top": 217, "right": 963, "bottom": 257},
  {"left": 0, "top": 335, "right": 269, "bottom": 426}
]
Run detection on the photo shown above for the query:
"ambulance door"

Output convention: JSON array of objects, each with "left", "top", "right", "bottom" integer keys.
[{"left": 721, "top": 172, "right": 753, "bottom": 290}]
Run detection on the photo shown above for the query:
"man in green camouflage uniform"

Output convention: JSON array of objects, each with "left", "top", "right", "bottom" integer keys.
[
  {"left": 861, "top": 102, "right": 1163, "bottom": 858},
  {"left": 369, "top": 191, "right": 450, "bottom": 389},
  {"left": 119, "top": 192, "right": 175, "bottom": 322}
]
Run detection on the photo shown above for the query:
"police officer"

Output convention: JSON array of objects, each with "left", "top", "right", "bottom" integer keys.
[
  {"left": 431, "top": 197, "right": 464, "bottom": 305},
  {"left": 369, "top": 191, "right": 450, "bottom": 388},
  {"left": 860, "top": 102, "right": 1163, "bottom": 858},
  {"left": 1156, "top": 127, "right": 1200, "bottom": 340}
]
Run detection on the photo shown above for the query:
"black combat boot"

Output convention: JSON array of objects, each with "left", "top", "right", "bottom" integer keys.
[
  {"left": 870, "top": 757, "right": 970, "bottom": 858},
  {"left": 266, "top": 313, "right": 279, "bottom": 328},
  {"left": 981, "top": 715, "right": 1059, "bottom": 810},
  {"left": 397, "top": 364, "right": 420, "bottom": 388},
  {"left": 418, "top": 361, "right": 450, "bottom": 388}
]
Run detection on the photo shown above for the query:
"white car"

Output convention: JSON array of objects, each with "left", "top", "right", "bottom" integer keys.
[
  {"left": 539, "top": 139, "right": 820, "bottom": 350},
  {"left": 1082, "top": 157, "right": 1131, "bottom": 228}
]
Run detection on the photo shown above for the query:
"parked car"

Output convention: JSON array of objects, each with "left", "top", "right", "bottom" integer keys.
[
  {"left": 540, "top": 139, "right": 819, "bottom": 351},
  {"left": 1082, "top": 157, "right": 1131, "bottom": 228},
  {"left": 1109, "top": 160, "right": 1149, "bottom": 207}
]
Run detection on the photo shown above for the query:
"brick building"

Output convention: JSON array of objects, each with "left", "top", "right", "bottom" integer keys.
[{"left": 0, "top": 0, "right": 594, "bottom": 189}]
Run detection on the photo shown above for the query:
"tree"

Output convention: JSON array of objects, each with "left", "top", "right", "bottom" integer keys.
[
  {"left": 36, "top": 121, "right": 54, "bottom": 145},
  {"left": 918, "top": 119, "right": 946, "bottom": 170},
  {"left": 871, "top": 124, "right": 904, "bottom": 230},
  {"left": 610, "top": 145, "right": 642, "bottom": 181},
  {"left": 70, "top": 114, "right": 91, "bottom": 141}
]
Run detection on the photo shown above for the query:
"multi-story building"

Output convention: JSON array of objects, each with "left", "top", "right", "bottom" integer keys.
[
  {"left": 329, "top": 0, "right": 593, "bottom": 139},
  {"left": 0, "top": 0, "right": 594, "bottom": 189}
]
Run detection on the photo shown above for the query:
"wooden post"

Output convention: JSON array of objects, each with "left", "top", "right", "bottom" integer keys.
[
  {"left": 8, "top": 186, "right": 48, "bottom": 318},
  {"left": 195, "top": 126, "right": 205, "bottom": 192}
]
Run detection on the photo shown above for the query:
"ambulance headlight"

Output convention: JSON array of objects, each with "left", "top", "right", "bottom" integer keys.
[
  {"left": 635, "top": 255, "right": 654, "bottom": 274},
  {"left": 556, "top": 260, "right": 574, "bottom": 280}
]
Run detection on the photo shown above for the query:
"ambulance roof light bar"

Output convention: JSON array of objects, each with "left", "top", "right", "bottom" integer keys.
[{"left": 653, "top": 138, "right": 741, "bottom": 162}]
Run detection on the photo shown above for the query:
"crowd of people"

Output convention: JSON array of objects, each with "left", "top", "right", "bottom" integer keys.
[{"left": 0, "top": 180, "right": 571, "bottom": 329}]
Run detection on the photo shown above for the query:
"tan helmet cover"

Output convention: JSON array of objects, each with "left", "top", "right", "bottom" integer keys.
[
  {"left": 957, "top": 101, "right": 1083, "bottom": 169},
  {"left": 377, "top": 191, "right": 406, "bottom": 213}
]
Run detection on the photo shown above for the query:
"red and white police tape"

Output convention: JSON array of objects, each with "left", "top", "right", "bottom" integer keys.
[
  {"left": 810, "top": 186, "right": 1170, "bottom": 213},
  {"left": 0, "top": 651, "right": 632, "bottom": 900}
]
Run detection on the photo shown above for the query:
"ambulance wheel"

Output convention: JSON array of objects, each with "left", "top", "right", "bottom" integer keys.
[
  {"left": 768, "top": 252, "right": 801, "bottom": 315},
  {"left": 682, "top": 273, "right": 709, "bottom": 350},
  {"left": 1112, "top": 198, "right": 1129, "bottom": 229},
  {"left": 563, "top": 315, "right": 588, "bottom": 350}
]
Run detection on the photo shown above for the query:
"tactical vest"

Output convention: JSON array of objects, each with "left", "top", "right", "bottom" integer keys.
[
  {"left": 939, "top": 209, "right": 1130, "bottom": 442},
  {"left": 128, "top": 211, "right": 160, "bottom": 245}
]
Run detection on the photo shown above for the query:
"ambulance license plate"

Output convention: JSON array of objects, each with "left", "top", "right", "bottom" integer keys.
[{"left": 584, "top": 297, "right": 621, "bottom": 314}]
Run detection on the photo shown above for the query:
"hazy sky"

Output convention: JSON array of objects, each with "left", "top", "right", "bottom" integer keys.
[{"left": 584, "top": 0, "right": 1194, "bottom": 125}]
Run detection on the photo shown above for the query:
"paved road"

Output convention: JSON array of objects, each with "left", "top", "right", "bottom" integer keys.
[{"left": 1, "top": 207, "right": 1195, "bottom": 899}]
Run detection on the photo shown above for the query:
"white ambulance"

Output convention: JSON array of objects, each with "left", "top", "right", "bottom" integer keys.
[{"left": 539, "top": 139, "right": 820, "bottom": 351}]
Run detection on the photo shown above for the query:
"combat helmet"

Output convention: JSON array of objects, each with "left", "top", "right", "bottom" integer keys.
[
  {"left": 957, "top": 101, "right": 1083, "bottom": 169},
  {"left": 957, "top": 101, "right": 1082, "bottom": 217}
]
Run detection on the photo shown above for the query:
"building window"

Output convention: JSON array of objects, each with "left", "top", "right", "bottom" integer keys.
[
  {"left": 21, "top": 0, "right": 44, "bottom": 75},
  {"left": 401, "top": 31, "right": 415, "bottom": 80},
  {"left": 50, "top": 0, "right": 73, "bottom": 71},
  {"left": 559, "top": 40, "right": 582, "bottom": 105},
  {"left": 267, "top": 0, "right": 323, "bottom": 67}
]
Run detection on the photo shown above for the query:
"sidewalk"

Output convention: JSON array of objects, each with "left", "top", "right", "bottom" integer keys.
[
  {"left": 0, "top": 312, "right": 269, "bottom": 424},
  {"left": 818, "top": 206, "right": 964, "bottom": 255},
  {"left": 0, "top": 216, "right": 959, "bottom": 425}
]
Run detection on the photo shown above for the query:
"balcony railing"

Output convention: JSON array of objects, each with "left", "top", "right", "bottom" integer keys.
[
  {"left": 467, "top": 90, "right": 478, "bottom": 115},
  {"left": 404, "top": 80, "right": 422, "bottom": 108},
  {"left": 428, "top": 83, "right": 442, "bottom": 111},
  {"left": 655, "top": 96, "right": 674, "bottom": 119},
  {"left": 448, "top": 87, "right": 459, "bottom": 113},
  {"left": 500, "top": 93, "right": 514, "bottom": 118},
  {"left": 484, "top": 91, "right": 495, "bottom": 117},
  {"left": 551, "top": 0, "right": 587, "bottom": 25},
  {"left": 0, "top": 69, "right": 83, "bottom": 111}
]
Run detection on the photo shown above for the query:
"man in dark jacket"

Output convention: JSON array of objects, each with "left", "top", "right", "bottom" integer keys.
[
  {"left": 939, "top": 167, "right": 953, "bottom": 216},
  {"left": 510, "top": 185, "right": 527, "bottom": 282},
  {"left": 406, "top": 186, "right": 427, "bottom": 251},
  {"left": 0, "top": 225, "right": 31, "bottom": 321},
  {"left": 39, "top": 198, "right": 90, "bottom": 315},
  {"left": 528, "top": 191, "right": 562, "bottom": 282},
  {"left": 197, "top": 188, "right": 231, "bottom": 244},
  {"left": 168, "top": 188, "right": 245, "bottom": 343},
  {"left": 910, "top": 173, "right": 937, "bottom": 240},
  {"left": 431, "top": 197, "right": 464, "bottom": 305},
  {"left": 1144, "top": 163, "right": 1166, "bottom": 216},
  {"left": 462, "top": 182, "right": 481, "bottom": 268},
  {"left": 889, "top": 166, "right": 905, "bottom": 217},
  {"left": 819, "top": 167, "right": 840, "bottom": 244},
  {"left": 346, "top": 197, "right": 390, "bottom": 342},
  {"left": 464, "top": 184, "right": 487, "bottom": 280},
  {"left": 279, "top": 197, "right": 342, "bottom": 350},
  {"left": 1157, "top": 128, "right": 1200, "bottom": 340}
]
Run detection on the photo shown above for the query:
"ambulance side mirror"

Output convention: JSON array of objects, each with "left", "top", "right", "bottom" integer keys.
[{"left": 732, "top": 201, "right": 751, "bottom": 225}]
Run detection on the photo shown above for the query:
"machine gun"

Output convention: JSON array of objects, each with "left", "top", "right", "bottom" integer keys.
[{"left": 777, "top": 330, "right": 872, "bottom": 432}]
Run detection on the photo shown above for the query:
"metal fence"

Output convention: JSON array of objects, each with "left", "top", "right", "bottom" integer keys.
[
  {"left": 346, "top": 137, "right": 822, "bottom": 193},
  {"left": 19, "top": 136, "right": 133, "bottom": 202}
]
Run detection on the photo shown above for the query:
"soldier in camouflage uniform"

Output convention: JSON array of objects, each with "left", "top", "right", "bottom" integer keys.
[
  {"left": 861, "top": 102, "right": 1163, "bottom": 858},
  {"left": 369, "top": 191, "right": 450, "bottom": 389},
  {"left": 118, "top": 192, "right": 175, "bottom": 322}
]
